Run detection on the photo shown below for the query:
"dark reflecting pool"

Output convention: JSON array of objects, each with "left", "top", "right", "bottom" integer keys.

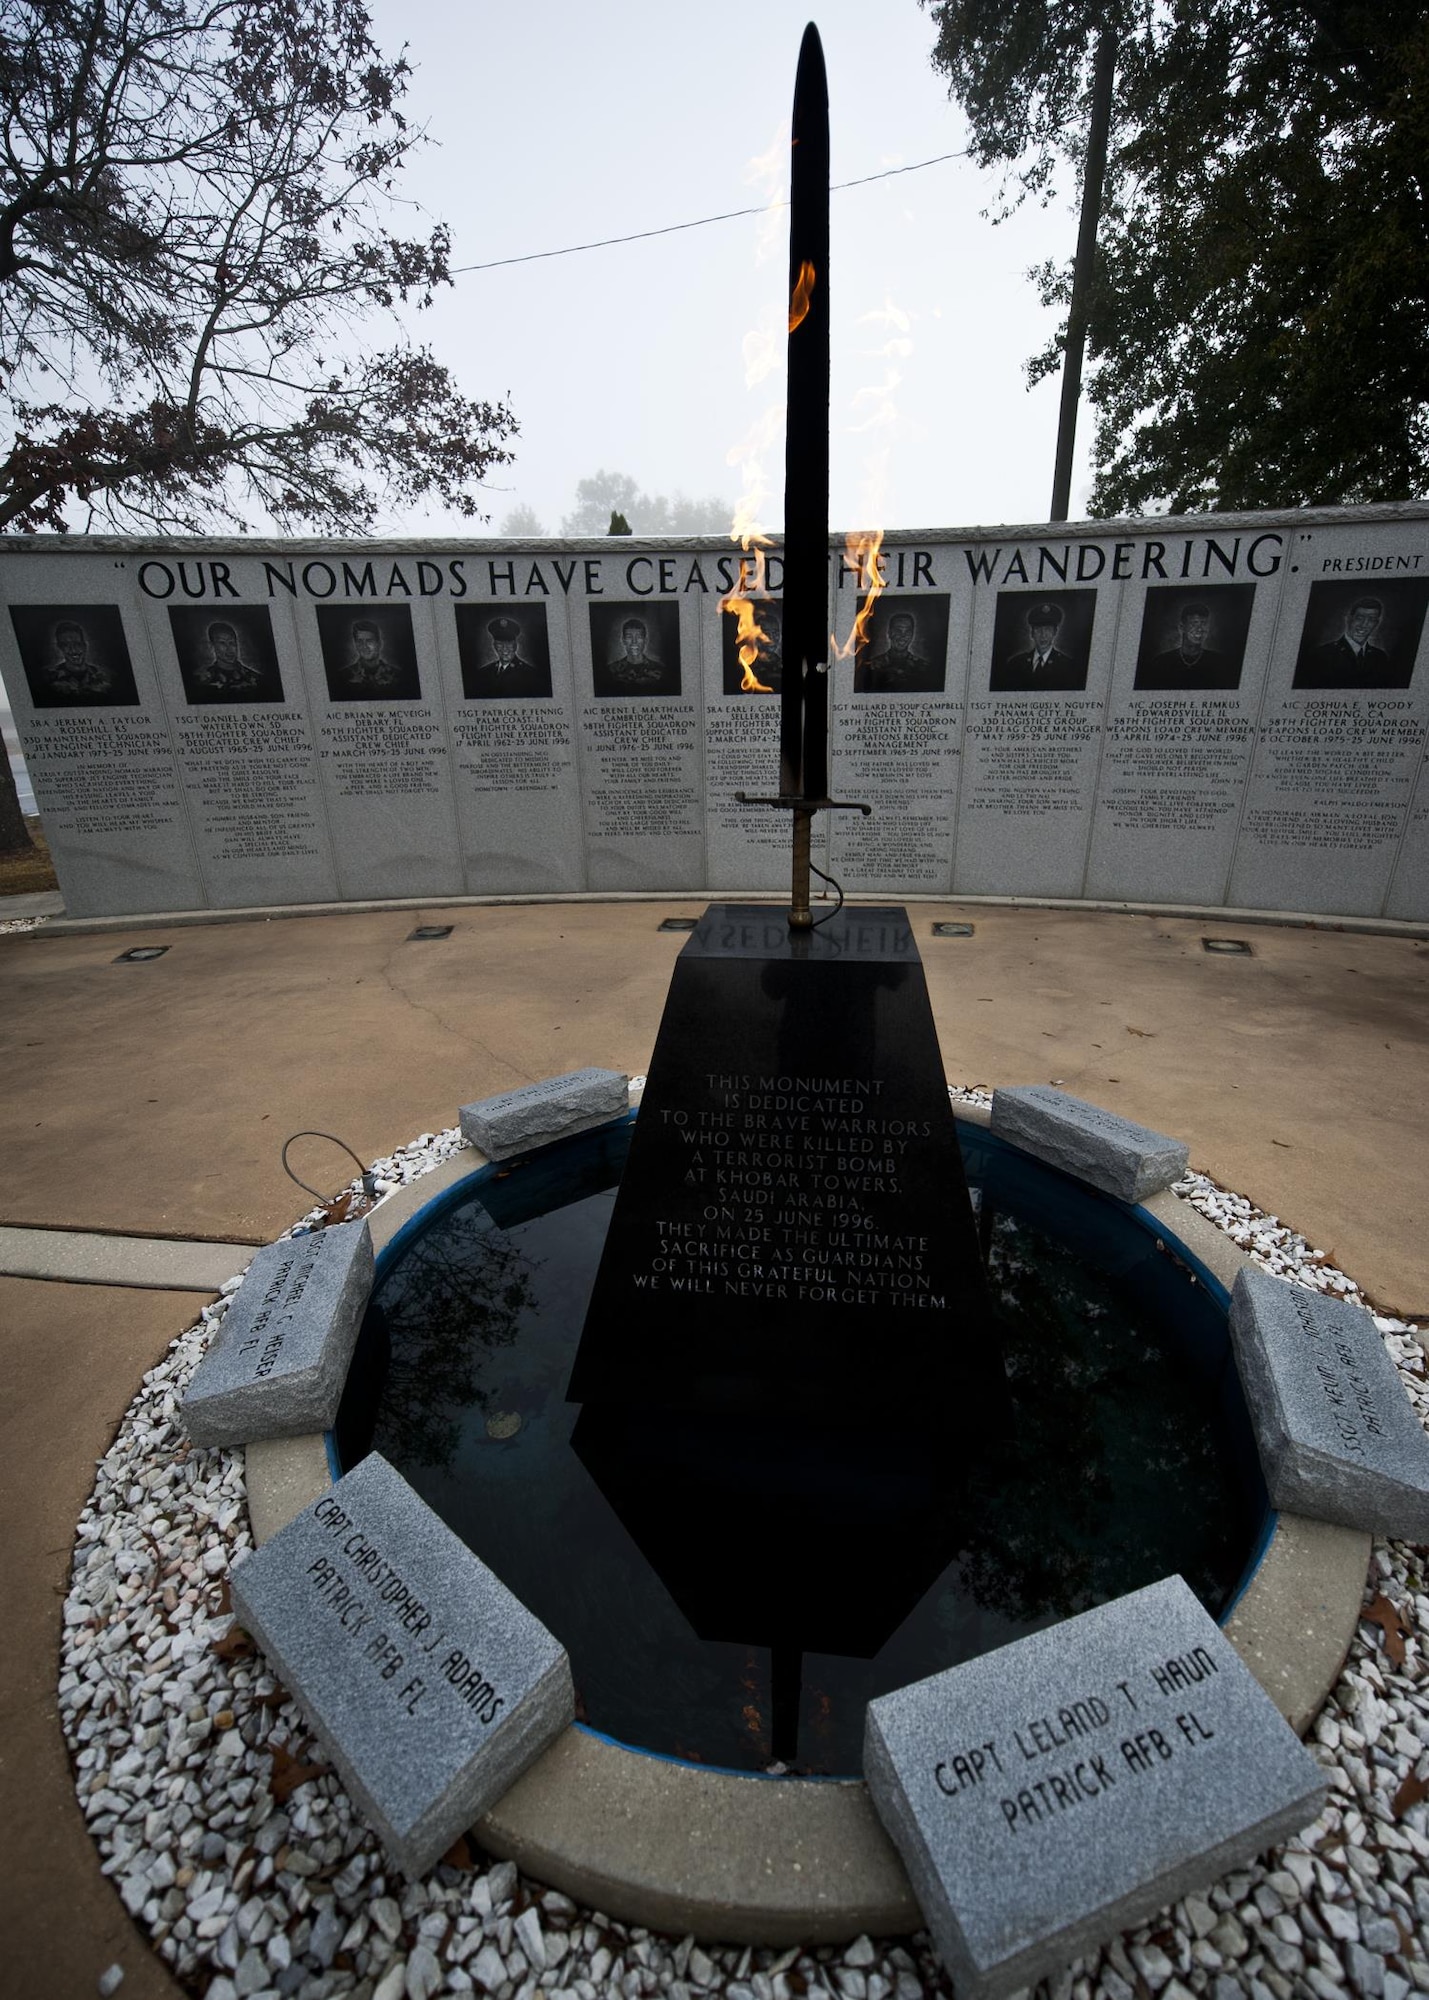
[{"left": 332, "top": 1116, "right": 1270, "bottom": 1776}]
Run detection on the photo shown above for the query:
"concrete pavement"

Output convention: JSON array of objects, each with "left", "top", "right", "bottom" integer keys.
[
  {"left": 0, "top": 1226, "right": 257, "bottom": 1289},
  {"left": 2, "top": 895, "right": 1425, "bottom": 1995},
  {"left": 3, "top": 898, "right": 1424, "bottom": 1307}
]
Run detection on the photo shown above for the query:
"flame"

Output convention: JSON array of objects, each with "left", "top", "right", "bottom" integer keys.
[
  {"left": 719, "top": 534, "right": 776, "bottom": 692},
  {"left": 788, "top": 259, "right": 816, "bottom": 333},
  {"left": 717, "top": 130, "right": 789, "bottom": 698},
  {"left": 830, "top": 528, "right": 886, "bottom": 661}
]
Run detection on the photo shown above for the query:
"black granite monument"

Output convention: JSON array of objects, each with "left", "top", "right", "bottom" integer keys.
[{"left": 567, "top": 26, "right": 1005, "bottom": 1763}]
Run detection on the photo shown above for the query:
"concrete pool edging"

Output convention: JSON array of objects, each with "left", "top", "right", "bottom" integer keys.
[{"left": 242, "top": 1100, "right": 1370, "bottom": 1943}]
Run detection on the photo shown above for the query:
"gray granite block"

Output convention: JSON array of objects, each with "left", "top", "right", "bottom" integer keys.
[
  {"left": 230, "top": 1451, "right": 574, "bottom": 1878},
  {"left": 990, "top": 1085, "right": 1189, "bottom": 1202},
  {"left": 459, "top": 1066, "right": 629, "bottom": 1160},
  {"left": 182, "top": 1221, "right": 373, "bottom": 1447},
  {"left": 864, "top": 1574, "right": 1324, "bottom": 2000},
  {"left": 1230, "top": 1266, "right": 1429, "bottom": 1540}
]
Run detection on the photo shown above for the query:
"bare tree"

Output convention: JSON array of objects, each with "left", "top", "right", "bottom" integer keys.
[{"left": 0, "top": 0, "right": 517, "bottom": 534}]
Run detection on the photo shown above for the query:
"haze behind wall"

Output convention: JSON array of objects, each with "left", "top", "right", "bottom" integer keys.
[{"left": 363, "top": 0, "right": 1092, "bottom": 539}]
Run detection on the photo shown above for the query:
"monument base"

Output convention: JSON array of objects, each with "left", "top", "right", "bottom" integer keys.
[{"left": 568, "top": 903, "right": 1009, "bottom": 1760}]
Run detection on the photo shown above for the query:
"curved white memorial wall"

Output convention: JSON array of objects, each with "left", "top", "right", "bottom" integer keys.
[{"left": 2, "top": 505, "right": 1426, "bottom": 923}]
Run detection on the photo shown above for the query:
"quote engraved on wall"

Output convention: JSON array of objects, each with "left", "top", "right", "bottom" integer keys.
[{"left": 2, "top": 511, "right": 1426, "bottom": 922}]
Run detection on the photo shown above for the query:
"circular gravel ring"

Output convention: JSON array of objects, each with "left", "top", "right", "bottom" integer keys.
[{"left": 245, "top": 1100, "right": 1373, "bottom": 1944}]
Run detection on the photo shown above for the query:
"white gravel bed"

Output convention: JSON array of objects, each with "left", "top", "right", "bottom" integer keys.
[{"left": 60, "top": 1113, "right": 1429, "bottom": 2000}]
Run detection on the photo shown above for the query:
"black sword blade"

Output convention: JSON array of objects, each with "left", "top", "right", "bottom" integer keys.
[{"left": 781, "top": 21, "right": 830, "bottom": 804}]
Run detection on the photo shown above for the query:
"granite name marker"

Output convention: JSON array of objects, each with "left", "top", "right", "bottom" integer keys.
[
  {"left": 183, "top": 1220, "right": 373, "bottom": 1447},
  {"left": 990, "top": 1086, "right": 1189, "bottom": 1203},
  {"left": 229, "top": 1452, "right": 573, "bottom": 1878},
  {"left": 1230, "top": 1267, "right": 1429, "bottom": 1539},
  {"left": 458, "top": 1067, "right": 629, "bottom": 1161},
  {"left": 864, "top": 1575, "right": 1325, "bottom": 2000}
]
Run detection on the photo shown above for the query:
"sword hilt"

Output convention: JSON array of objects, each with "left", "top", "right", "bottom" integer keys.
[{"left": 733, "top": 793, "right": 873, "bottom": 930}]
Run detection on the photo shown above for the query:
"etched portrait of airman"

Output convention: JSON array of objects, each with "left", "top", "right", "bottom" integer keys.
[
  {"left": 989, "top": 591, "right": 1096, "bottom": 693},
  {"left": 590, "top": 601, "right": 681, "bottom": 697},
  {"left": 316, "top": 605, "right": 422, "bottom": 701},
  {"left": 8, "top": 605, "right": 140, "bottom": 708},
  {"left": 1133, "top": 584, "right": 1254, "bottom": 691},
  {"left": 169, "top": 605, "right": 285, "bottom": 704},
  {"left": 853, "top": 596, "right": 949, "bottom": 694},
  {"left": 1292, "top": 579, "right": 1429, "bottom": 690},
  {"left": 456, "top": 606, "right": 553, "bottom": 700}
]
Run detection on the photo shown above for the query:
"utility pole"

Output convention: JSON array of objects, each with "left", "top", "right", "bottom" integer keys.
[{"left": 1049, "top": 27, "right": 1116, "bottom": 523}]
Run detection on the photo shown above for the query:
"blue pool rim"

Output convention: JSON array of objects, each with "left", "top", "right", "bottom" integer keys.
[{"left": 323, "top": 1110, "right": 1278, "bottom": 1782}]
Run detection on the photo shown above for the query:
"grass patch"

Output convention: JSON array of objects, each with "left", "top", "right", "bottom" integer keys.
[{"left": 0, "top": 818, "right": 59, "bottom": 896}]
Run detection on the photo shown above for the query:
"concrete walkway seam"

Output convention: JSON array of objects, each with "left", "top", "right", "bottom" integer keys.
[{"left": 0, "top": 1224, "right": 257, "bottom": 1290}]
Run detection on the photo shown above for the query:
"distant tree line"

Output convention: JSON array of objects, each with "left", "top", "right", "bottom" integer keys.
[{"left": 501, "top": 471, "right": 733, "bottom": 539}]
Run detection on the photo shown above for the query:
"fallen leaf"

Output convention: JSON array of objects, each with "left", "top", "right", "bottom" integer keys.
[
  {"left": 266, "top": 1739, "right": 328, "bottom": 1802},
  {"left": 1393, "top": 1772, "right": 1429, "bottom": 1819},
  {"left": 1126, "top": 1026, "right": 1155, "bottom": 1038},
  {"left": 1363, "top": 1592, "right": 1412, "bottom": 1667},
  {"left": 441, "top": 1834, "right": 474, "bottom": 1870},
  {"left": 323, "top": 1190, "right": 370, "bottom": 1225},
  {"left": 212, "top": 1623, "right": 257, "bottom": 1662}
]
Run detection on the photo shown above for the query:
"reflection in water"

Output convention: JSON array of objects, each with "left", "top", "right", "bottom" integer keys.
[
  {"left": 957, "top": 1209, "right": 1244, "bottom": 1623},
  {"left": 339, "top": 1206, "right": 538, "bottom": 1471},
  {"left": 333, "top": 1121, "right": 1267, "bottom": 1775}
]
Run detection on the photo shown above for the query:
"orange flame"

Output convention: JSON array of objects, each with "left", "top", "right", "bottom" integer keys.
[
  {"left": 830, "top": 528, "right": 886, "bottom": 660},
  {"left": 719, "top": 529, "right": 776, "bottom": 692},
  {"left": 788, "top": 259, "right": 816, "bottom": 333}
]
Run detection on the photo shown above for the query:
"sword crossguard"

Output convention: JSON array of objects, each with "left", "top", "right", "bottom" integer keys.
[{"left": 733, "top": 793, "right": 873, "bottom": 816}]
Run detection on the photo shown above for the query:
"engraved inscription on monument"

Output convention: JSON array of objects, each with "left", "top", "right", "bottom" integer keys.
[{"left": 569, "top": 904, "right": 996, "bottom": 1414}]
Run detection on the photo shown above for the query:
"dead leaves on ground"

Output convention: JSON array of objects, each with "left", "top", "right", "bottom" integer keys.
[
  {"left": 266, "top": 1739, "right": 329, "bottom": 1802},
  {"left": 1362, "top": 1592, "right": 1413, "bottom": 1668}
]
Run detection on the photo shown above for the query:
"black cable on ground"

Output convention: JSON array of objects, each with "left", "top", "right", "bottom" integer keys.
[{"left": 280, "top": 1131, "right": 379, "bottom": 1205}]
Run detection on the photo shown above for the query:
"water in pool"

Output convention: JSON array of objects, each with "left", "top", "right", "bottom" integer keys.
[{"left": 333, "top": 1116, "right": 1268, "bottom": 1775}]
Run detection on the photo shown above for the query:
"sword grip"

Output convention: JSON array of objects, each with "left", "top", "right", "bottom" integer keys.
[{"left": 789, "top": 809, "right": 813, "bottom": 930}]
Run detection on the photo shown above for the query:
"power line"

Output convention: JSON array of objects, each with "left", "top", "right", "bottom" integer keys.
[{"left": 450, "top": 150, "right": 968, "bottom": 276}]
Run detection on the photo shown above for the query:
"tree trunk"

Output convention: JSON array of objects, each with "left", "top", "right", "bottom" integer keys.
[
  {"left": 1049, "top": 27, "right": 1117, "bottom": 523},
  {"left": 0, "top": 742, "right": 37, "bottom": 858}
]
